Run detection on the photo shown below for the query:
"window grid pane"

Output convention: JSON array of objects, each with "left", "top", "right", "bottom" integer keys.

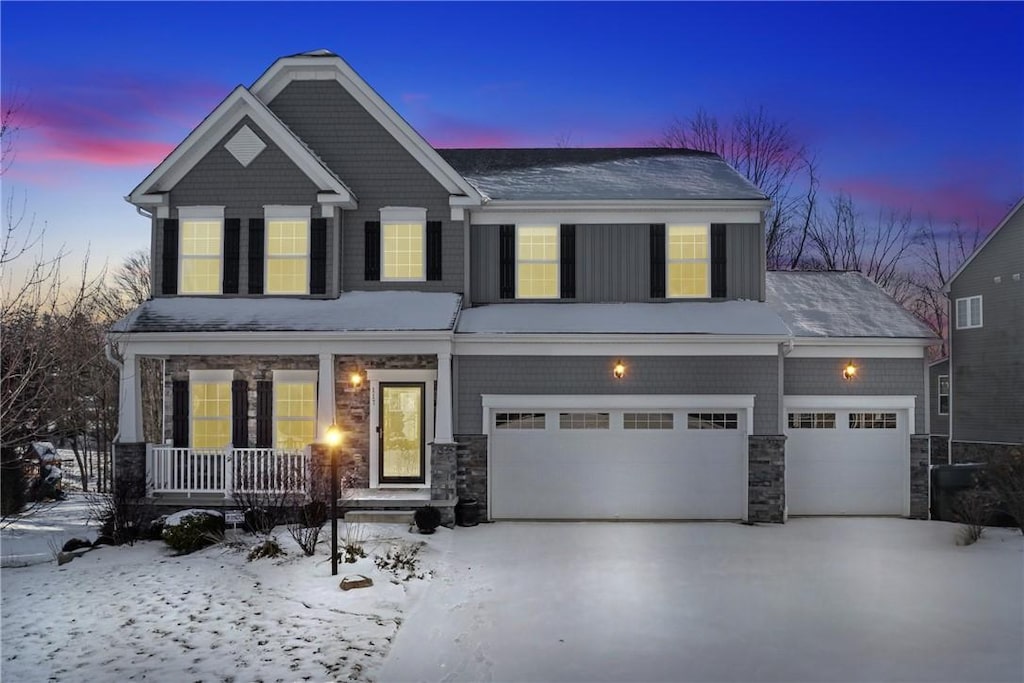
[
  {"left": 687, "top": 412, "right": 739, "bottom": 430},
  {"left": 849, "top": 412, "right": 897, "bottom": 429},
  {"left": 495, "top": 412, "right": 546, "bottom": 430},
  {"left": 180, "top": 220, "right": 222, "bottom": 294},
  {"left": 191, "top": 381, "right": 231, "bottom": 448},
  {"left": 383, "top": 222, "right": 424, "bottom": 280},
  {"left": 667, "top": 225, "right": 709, "bottom": 298},
  {"left": 275, "top": 382, "right": 316, "bottom": 450},
  {"left": 517, "top": 227, "right": 558, "bottom": 298},
  {"left": 623, "top": 412, "right": 674, "bottom": 430},
  {"left": 559, "top": 412, "right": 610, "bottom": 430},
  {"left": 267, "top": 258, "right": 308, "bottom": 295},
  {"left": 787, "top": 412, "right": 836, "bottom": 429}
]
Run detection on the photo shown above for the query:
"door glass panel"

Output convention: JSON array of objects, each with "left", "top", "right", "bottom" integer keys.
[{"left": 382, "top": 385, "right": 423, "bottom": 480}]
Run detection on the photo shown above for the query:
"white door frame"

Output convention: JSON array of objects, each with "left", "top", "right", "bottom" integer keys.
[{"left": 368, "top": 369, "right": 436, "bottom": 488}]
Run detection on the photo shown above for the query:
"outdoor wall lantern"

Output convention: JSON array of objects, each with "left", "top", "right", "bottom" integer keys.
[
  {"left": 842, "top": 362, "right": 858, "bottom": 381},
  {"left": 613, "top": 360, "right": 627, "bottom": 379},
  {"left": 349, "top": 371, "right": 363, "bottom": 388},
  {"left": 325, "top": 423, "right": 344, "bottom": 576}
]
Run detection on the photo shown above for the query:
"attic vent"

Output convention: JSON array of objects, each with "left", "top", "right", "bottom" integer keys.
[{"left": 225, "top": 125, "right": 266, "bottom": 167}]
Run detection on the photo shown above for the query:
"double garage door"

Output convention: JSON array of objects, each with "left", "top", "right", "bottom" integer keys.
[{"left": 487, "top": 396, "right": 752, "bottom": 520}]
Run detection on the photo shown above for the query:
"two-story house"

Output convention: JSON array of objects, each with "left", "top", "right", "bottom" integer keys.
[{"left": 109, "top": 50, "right": 936, "bottom": 523}]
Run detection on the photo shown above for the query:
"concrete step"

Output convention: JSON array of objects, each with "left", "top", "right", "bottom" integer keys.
[{"left": 344, "top": 510, "right": 414, "bottom": 524}]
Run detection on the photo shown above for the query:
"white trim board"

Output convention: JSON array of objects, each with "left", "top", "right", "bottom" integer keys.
[
  {"left": 788, "top": 345, "right": 925, "bottom": 358},
  {"left": 469, "top": 206, "right": 763, "bottom": 226},
  {"left": 455, "top": 339, "right": 781, "bottom": 356}
]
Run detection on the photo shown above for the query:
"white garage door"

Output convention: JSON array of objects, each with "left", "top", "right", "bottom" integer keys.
[
  {"left": 785, "top": 401, "right": 910, "bottom": 516},
  {"left": 486, "top": 396, "right": 751, "bottom": 520}
]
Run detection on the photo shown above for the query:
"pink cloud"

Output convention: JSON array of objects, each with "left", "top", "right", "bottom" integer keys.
[{"left": 401, "top": 92, "right": 431, "bottom": 104}]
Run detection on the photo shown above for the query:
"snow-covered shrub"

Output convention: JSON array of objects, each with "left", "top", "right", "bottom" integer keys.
[
  {"left": 286, "top": 501, "right": 328, "bottom": 557},
  {"left": 953, "top": 488, "right": 996, "bottom": 546},
  {"left": 374, "top": 542, "right": 425, "bottom": 581},
  {"left": 342, "top": 522, "right": 367, "bottom": 563},
  {"left": 88, "top": 482, "right": 157, "bottom": 546},
  {"left": 162, "top": 510, "right": 225, "bottom": 554},
  {"left": 247, "top": 537, "right": 284, "bottom": 561}
]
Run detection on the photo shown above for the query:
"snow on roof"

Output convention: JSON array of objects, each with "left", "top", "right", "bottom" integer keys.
[
  {"left": 765, "top": 271, "right": 935, "bottom": 339},
  {"left": 111, "top": 291, "right": 462, "bottom": 333},
  {"left": 456, "top": 301, "right": 790, "bottom": 336},
  {"left": 437, "top": 148, "right": 766, "bottom": 202}
]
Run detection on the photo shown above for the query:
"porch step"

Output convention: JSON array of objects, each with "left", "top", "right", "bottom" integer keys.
[{"left": 344, "top": 510, "right": 414, "bottom": 524}]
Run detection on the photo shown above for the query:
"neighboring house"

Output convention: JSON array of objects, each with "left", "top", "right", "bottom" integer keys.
[
  {"left": 109, "top": 50, "right": 937, "bottom": 523},
  {"left": 943, "top": 197, "right": 1024, "bottom": 463}
]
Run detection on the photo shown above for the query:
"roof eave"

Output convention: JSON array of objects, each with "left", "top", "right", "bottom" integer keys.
[{"left": 944, "top": 195, "right": 1024, "bottom": 292}]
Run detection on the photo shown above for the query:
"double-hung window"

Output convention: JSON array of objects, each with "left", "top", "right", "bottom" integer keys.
[
  {"left": 667, "top": 225, "right": 709, "bottom": 298},
  {"left": 955, "top": 295, "right": 982, "bottom": 329},
  {"left": 265, "top": 206, "right": 310, "bottom": 295},
  {"left": 937, "top": 375, "right": 949, "bottom": 415},
  {"left": 179, "top": 207, "right": 223, "bottom": 295},
  {"left": 517, "top": 226, "right": 559, "bottom": 298},
  {"left": 381, "top": 207, "right": 425, "bottom": 281},
  {"left": 189, "top": 370, "right": 232, "bottom": 448},
  {"left": 273, "top": 370, "right": 317, "bottom": 451}
]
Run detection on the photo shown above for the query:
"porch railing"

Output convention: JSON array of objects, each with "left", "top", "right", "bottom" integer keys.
[{"left": 147, "top": 446, "right": 308, "bottom": 497}]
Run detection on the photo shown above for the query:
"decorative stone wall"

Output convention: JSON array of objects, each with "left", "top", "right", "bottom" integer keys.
[
  {"left": 430, "top": 442, "right": 457, "bottom": 526},
  {"left": 113, "top": 442, "right": 147, "bottom": 500},
  {"left": 929, "top": 435, "right": 949, "bottom": 467},
  {"left": 951, "top": 441, "right": 1023, "bottom": 465},
  {"left": 910, "top": 435, "right": 929, "bottom": 519},
  {"left": 455, "top": 434, "right": 488, "bottom": 521},
  {"left": 748, "top": 435, "right": 785, "bottom": 523}
]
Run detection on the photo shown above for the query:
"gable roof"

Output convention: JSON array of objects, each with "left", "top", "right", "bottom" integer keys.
[
  {"left": 438, "top": 148, "right": 767, "bottom": 202},
  {"left": 128, "top": 86, "right": 355, "bottom": 207},
  {"left": 944, "top": 196, "right": 1024, "bottom": 291}
]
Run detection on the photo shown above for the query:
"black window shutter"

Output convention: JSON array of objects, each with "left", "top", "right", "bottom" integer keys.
[
  {"left": 222, "top": 218, "right": 240, "bottom": 294},
  {"left": 649, "top": 224, "right": 666, "bottom": 298},
  {"left": 426, "top": 221, "right": 443, "bottom": 281},
  {"left": 560, "top": 224, "right": 576, "bottom": 299},
  {"left": 171, "top": 379, "right": 189, "bottom": 447},
  {"left": 255, "top": 380, "right": 273, "bottom": 448},
  {"left": 248, "top": 219, "right": 265, "bottom": 295},
  {"left": 161, "top": 219, "right": 179, "bottom": 295},
  {"left": 710, "top": 223, "right": 727, "bottom": 298},
  {"left": 364, "top": 221, "right": 381, "bottom": 281},
  {"left": 499, "top": 225, "right": 515, "bottom": 299},
  {"left": 231, "top": 379, "right": 249, "bottom": 447},
  {"left": 310, "top": 217, "right": 328, "bottom": 295}
]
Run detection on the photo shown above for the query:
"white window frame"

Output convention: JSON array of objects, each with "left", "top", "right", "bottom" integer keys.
[
  {"left": 380, "top": 206, "right": 427, "bottom": 282},
  {"left": 178, "top": 206, "right": 225, "bottom": 295},
  {"left": 272, "top": 370, "right": 318, "bottom": 452},
  {"left": 264, "top": 205, "right": 311, "bottom": 295},
  {"left": 188, "top": 369, "right": 233, "bottom": 449},
  {"left": 515, "top": 225, "right": 560, "bottom": 299},
  {"left": 955, "top": 295, "right": 983, "bottom": 329},
  {"left": 666, "top": 224, "right": 710, "bottom": 299},
  {"left": 937, "top": 374, "right": 949, "bottom": 416}
]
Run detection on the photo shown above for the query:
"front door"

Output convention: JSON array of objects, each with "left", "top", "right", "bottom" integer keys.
[{"left": 379, "top": 383, "right": 426, "bottom": 484}]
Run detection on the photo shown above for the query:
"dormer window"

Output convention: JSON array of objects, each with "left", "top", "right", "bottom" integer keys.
[
  {"left": 265, "top": 206, "right": 310, "bottom": 295},
  {"left": 179, "top": 207, "right": 224, "bottom": 295},
  {"left": 667, "top": 225, "right": 709, "bottom": 298}
]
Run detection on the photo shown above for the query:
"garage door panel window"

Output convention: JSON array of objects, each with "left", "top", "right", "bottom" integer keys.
[
  {"left": 559, "top": 412, "right": 610, "bottom": 429},
  {"left": 788, "top": 412, "right": 836, "bottom": 429},
  {"left": 624, "top": 412, "right": 674, "bottom": 430},
  {"left": 495, "top": 412, "right": 546, "bottom": 430},
  {"left": 687, "top": 412, "right": 739, "bottom": 430},
  {"left": 849, "top": 412, "right": 897, "bottom": 429}
]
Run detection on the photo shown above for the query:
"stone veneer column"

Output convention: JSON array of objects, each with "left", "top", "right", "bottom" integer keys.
[
  {"left": 748, "top": 435, "right": 786, "bottom": 523},
  {"left": 455, "top": 435, "right": 488, "bottom": 521},
  {"left": 910, "top": 435, "right": 930, "bottom": 519},
  {"left": 113, "top": 442, "right": 147, "bottom": 500},
  {"left": 430, "top": 442, "right": 457, "bottom": 527},
  {"left": 929, "top": 435, "right": 949, "bottom": 467}
]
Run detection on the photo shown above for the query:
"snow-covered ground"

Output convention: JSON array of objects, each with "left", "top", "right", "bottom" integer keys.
[
  {"left": 1, "top": 496, "right": 444, "bottom": 682},
  {"left": 381, "top": 519, "right": 1024, "bottom": 683}
]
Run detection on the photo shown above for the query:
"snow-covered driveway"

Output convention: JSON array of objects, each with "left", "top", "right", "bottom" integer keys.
[{"left": 380, "top": 519, "right": 1024, "bottom": 683}]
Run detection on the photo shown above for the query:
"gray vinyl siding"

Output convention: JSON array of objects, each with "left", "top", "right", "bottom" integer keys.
[
  {"left": 267, "top": 80, "right": 462, "bottom": 294},
  {"left": 784, "top": 357, "right": 927, "bottom": 433},
  {"left": 469, "top": 223, "right": 762, "bottom": 304},
  {"left": 455, "top": 355, "right": 779, "bottom": 435},
  {"left": 949, "top": 205, "right": 1024, "bottom": 444},
  {"left": 158, "top": 117, "right": 329, "bottom": 298},
  {"left": 929, "top": 360, "right": 949, "bottom": 436}
]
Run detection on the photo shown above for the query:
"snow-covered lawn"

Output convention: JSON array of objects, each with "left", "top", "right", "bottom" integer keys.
[
  {"left": 381, "top": 519, "right": 1024, "bottom": 683},
  {"left": 1, "top": 496, "right": 443, "bottom": 682}
]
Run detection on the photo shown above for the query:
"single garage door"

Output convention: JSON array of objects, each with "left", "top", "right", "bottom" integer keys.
[
  {"left": 785, "top": 403, "right": 909, "bottom": 516},
  {"left": 487, "top": 397, "right": 751, "bottom": 520}
]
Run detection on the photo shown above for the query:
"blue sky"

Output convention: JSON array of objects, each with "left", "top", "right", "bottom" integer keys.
[{"left": 2, "top": 1, "right": 1022, "bottom": 280}]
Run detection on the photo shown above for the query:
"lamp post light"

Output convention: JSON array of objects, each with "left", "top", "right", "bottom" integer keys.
[{"left": 325, "top": 423, "right": 343, "bottom": 577}]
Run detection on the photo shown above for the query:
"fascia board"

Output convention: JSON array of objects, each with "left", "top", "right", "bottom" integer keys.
[
  {"left": 477, "top": 199, "right": 772, "bottom": 211},
  {"left": 250, "top": 57, "right": 484, "bottom": 202},
  {"left": 790, "top": 336, "right": 935, "bottom": 346},
  {"left": 944, "top": 196, "right": 1024, "bottom": 292},
  {"left": 453, "top": 333, "right": 788, "bottom": 344}
]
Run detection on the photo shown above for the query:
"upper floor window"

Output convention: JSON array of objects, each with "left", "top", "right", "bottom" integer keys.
[
  {"left": 265, "top": 206, "right": 310, "bottom": 295},
  {"left": 381, "top": 207, "right": 425, "bottom": 281},
  {"left": 179, "top": 207, "right": 223, "bottom": 295},
  {"left": 667, "top": 225, "right": 709, "bottom": 298},
  {"left": 517, "top": 226, "right": 559, "bottom": 298},
  {"left": 937, "top": 375, "right": 949, "bottom": 415},
  {"left": 955, "top": 295, "right": 982, "bottom": 329}
]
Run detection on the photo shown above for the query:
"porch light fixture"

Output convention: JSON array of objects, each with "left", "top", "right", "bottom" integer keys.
[
  {"left": 325, "top": 423, "right": 343, "bottom": 576},
  {"left": 349, "top": 371, "right": 363, "bottom": 388},
  {"left": 613, "top": 360, "right": 627, "bottom": 379},
  {"left": 842, "top": 362, "right": 858, "bottom": 381}
]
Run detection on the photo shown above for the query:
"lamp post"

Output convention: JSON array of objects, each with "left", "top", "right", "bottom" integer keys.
[{"left": 325, "top": 423, "right": 343, "bottom": 577}]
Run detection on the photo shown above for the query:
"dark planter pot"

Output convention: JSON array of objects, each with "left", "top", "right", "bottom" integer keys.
[{"left": 416, "top": 526, "right": 437, "bottom": 535}]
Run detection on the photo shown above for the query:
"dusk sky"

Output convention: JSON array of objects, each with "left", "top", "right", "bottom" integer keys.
[{"left": 2, "top": 1, "right": 1022, "bottom": 283}]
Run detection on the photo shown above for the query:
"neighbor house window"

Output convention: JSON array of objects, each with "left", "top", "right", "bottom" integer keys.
[
  {"left": 955, "top": 295, "right": 983, "bottom": 329},
  {"left": 179, "top": 207, "right": 224, "bottom": 295},
  {"left": 667, "top": 225, "right": 709, "bottom": 298},
  {"left": 273, "top": 370, "right": 317, "bottom": 451},
  {"left": 381, "top": 207, "right": 425, "bottom": 281},
  {"left": 265, "top": 206, "right": 310, "bottom": 294},
  {"left": 517, "top": 226, "right": 559, "bottom": 298},
  {"left": 189, "top": 370, "right": 232, "bottom": 448},
  {"left": 938, "top": 375, "right": 949, "bottom": 415}
]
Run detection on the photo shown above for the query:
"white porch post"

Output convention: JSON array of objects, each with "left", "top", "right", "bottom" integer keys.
[
  {"left": 118, "top": 350, "right": 143, "bottom": 442},
  {"left": 317, "top": 352, "right": 335, "bottom": 439},
  {"left": 435, "top": 351, "right": 454, "bottom": 443}
]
